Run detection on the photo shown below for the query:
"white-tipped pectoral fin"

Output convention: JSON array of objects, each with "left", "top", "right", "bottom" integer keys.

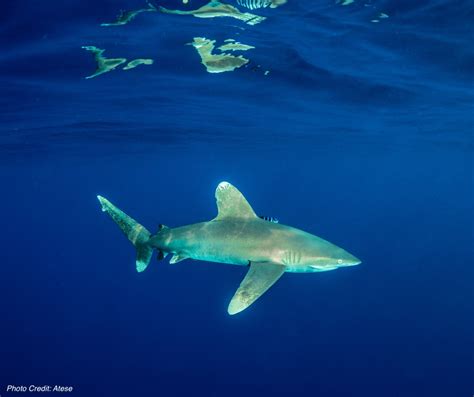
[{"left": 228, "top": 262, "right": 285, "bottom": 315}]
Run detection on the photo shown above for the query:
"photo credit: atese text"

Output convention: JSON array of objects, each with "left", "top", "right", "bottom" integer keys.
[{"left": 5, "top": 385, "right": 74, "bottom": 392}]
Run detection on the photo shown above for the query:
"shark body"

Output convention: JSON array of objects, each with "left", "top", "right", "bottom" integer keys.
[{"left": 98, "top": 181, "right": 360, "bottom": 315}]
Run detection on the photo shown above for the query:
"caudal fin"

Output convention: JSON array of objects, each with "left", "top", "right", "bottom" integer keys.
[{"left": 97, "top": 195, "right": 153, "bottom": 272}]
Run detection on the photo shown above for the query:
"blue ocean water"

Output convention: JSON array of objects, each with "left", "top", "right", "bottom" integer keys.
[{"left": 1, "top": 0, "right": 473, "bottom": 396}]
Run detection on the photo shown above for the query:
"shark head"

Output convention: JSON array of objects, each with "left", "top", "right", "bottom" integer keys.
[
  {"left": 287, "top": 234, "right": 361, "bottom": 271},
  {"left": 311, "top": 247, "right": 361, "bottom": 269}
]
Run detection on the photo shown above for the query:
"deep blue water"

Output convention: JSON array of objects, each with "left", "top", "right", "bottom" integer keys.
[{"left": 1, "top": 1, "right": 473, "bottom": 396}]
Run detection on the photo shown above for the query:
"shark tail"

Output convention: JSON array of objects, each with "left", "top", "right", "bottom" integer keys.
[{"left": 97, "top": 195, "right": 153, "bottom": 272}]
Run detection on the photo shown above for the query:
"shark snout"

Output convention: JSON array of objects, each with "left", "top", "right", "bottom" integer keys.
[
  {"left": 345, "top": 258, "right": 361, "bottom": 266},
  {"left": 339, "top": 253, "right": 361, "bottom": 267}
]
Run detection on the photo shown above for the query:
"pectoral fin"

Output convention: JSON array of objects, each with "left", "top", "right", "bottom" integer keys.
[{"left": 228, "top": 262, "right": 285, "bottom": 315}]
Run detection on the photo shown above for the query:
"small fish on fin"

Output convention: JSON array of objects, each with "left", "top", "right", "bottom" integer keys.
[
  {"left": 259, "top": 215, "right": 279, "bottom": 223},
  {"left": 158, "top": 224, "right": 169, "bottom": 232},
  {"left": 170, "top": 254, "right": 188, "bottom": 264}
]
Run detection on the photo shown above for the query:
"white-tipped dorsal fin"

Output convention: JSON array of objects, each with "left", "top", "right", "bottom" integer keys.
[{"left": 214, "top": 181, "right": 257, "bottom": 220}]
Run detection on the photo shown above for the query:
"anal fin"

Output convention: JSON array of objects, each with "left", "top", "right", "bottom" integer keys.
[
  {"left": 169, "top": 254, "right": 189, "bottom": 264},
  {"left": 228, "top": 262, "right": 285, "bottom": 315}
]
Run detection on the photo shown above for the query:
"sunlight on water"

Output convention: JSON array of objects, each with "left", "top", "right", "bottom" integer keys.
[{"left": 159, "top": 1, "right": 266, "bottom": 25}]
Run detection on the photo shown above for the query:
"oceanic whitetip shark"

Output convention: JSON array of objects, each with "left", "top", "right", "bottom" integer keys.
[{"left": 97, "top": 182, "right": 360, "bottom": 315}]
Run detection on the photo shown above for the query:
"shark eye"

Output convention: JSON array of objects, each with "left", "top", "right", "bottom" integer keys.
[{"left": 337, "top": 259, "right": 343, "bottom": 264}]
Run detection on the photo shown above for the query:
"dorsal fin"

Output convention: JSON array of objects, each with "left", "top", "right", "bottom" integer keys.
[{"left": 214, "top": 182, "right": 257, "bottom": 220}]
